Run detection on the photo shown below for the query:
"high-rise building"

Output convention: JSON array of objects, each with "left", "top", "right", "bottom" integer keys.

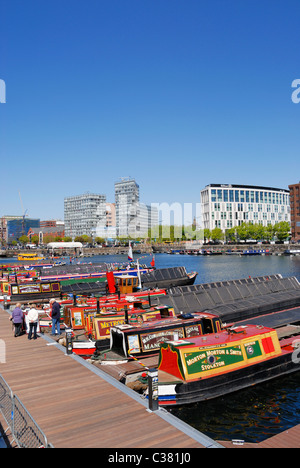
[
  {"left": 114, "top": 178, "right": 158, "bottom": 238},
  {"left": 201, "top": 184, "right": 290, "bottom": 232},
  {"left": 289, "top": 182, "right": 300, "bottom": 242},
  {"left": 115, "top": 178, "right": 140, "bottom": 237},
  {"left": 64, "top": 193, "right": 106, "bottom": 239}
]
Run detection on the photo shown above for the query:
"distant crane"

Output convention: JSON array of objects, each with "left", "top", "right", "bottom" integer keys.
[{"left": 18, "top": 191, "right": 28, "bottom": 237}]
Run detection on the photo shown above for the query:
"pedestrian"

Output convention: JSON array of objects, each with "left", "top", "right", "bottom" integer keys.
[
  {"left": 27, "top": 304, "right": 39, "bottom": 340},
  {"left": 9, "top": 303, "right": 24, "bottom": 337},
  {"left": 50, "top": 298, "right": 61, "bottom": 335}
]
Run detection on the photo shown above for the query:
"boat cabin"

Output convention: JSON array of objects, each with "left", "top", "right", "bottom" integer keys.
[
  {"left": 64, "top": 302, "right": 176, "bottom": 344},
  {"left": 93, "top": 305, "right": 176, "bottom": 342},
  {"left": 158, "top": 325, "right": 282, "bottom": 382},
  {"left": 110, "top": 312, "right": 223, "bottom": 358},
  {"left": 116, "top": 275, "right": 140, "bottom": 294}
]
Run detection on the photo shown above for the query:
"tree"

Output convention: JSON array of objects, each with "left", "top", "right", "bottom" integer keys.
[
  {"left": 211, "top": 227, "right": 224, "bottom": 242},
  {"left": 273, "top": 222, "right": 290, "bottom": 242},
  {"left": 236, "top": 223, "right": 249, "bottom": 241},
  {"left": 19, "top": 235, "right": 29, "bottom": 245},
  {"left": 31, "top": 235, "right": 39, "bottom": 245},
  {"left": 203, "top": 229, "right": 211, "bottom": 242},
  {"left": 95, "top": 237, "right": 105, "bottom": 244}
]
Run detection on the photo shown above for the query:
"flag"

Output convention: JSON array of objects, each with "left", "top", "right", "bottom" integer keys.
[
  {"left": 150, "top": 255, "right": 155, "bottom": 268},
  {"left": 128, "top": 242, "right": 133, "bottom": 261}
]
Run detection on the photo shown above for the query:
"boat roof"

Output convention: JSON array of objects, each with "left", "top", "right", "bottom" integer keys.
[
  {"left": 112, "top": 312, "right": 217, "bottom": 333},
  {"left": 166, "top": 324, "right": 274, "bottom": 348}
]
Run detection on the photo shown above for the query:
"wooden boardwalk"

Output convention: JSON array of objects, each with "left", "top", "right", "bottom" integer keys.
[{"left": 0, "top": 307, "right": 219, "bottom": 449}]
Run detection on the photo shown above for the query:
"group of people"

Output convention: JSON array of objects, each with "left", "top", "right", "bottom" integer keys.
[{"left": 9, "top": 298, "right": 62, "bottom": 340}]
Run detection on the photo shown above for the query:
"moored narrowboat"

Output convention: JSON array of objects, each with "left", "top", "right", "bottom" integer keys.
[
  {"left": 156, "top": 324, "right": 300, "bottom": 406},
  {"left": 61, "top": 303, "right": 177, "bottom": 357},
  {"left": 107, "top": 312, "right": 222, "bottom": 360}
]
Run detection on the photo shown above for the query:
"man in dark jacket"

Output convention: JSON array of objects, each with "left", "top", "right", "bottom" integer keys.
[
  {"left": 50, "top": 298, "right": 61, "bottom": 335},
  {"left": 9, "top": 303, "right": 24, "bottom": 337}
]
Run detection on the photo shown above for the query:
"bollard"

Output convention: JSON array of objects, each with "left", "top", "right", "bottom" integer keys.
[
  {"left": 65, "top": 328, "right": 73, "bottom": 355},
  {"left": 3, "top": 294, "right": 8, "bottom": 310},
  {"left": 148, "top": 368, "right": 159, "bottom": 411}
]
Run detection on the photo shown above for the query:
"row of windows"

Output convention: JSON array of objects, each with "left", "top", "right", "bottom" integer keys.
[
  {"left": 210, "top": 189, "right": 289, "bottom": 205},
  {"left": 212, "top": 203, "right": 289, "bottom": 213},
  {"left": 212, "top": 212, "right": 289, "bottom": 221},
  {"left": 214, "top": 219, "right": 283, "bottom": 228}
]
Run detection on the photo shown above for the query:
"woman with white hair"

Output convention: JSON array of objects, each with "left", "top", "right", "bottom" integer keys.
[{"left": 27, "top": 304, "right": 39, "bottom": 340}]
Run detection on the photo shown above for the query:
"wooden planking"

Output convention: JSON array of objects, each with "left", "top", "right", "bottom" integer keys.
[{"left": 0, "top": 307, "right": 204, "bottom": 449}]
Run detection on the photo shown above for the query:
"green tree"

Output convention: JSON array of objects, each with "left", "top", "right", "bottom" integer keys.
[
  {"left": 273, "top": 222, "right": 290, "bottom": 242},
  {"left": 211, "top": 227, "right": 224, "bottom": 242},
  {"left": 19, "top": 235, "right": 29, "bottom": 245}
]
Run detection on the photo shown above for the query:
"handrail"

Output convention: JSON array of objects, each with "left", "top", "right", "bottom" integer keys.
[{"left": 0, "top": 374, "right": 53, "bottom": 448}]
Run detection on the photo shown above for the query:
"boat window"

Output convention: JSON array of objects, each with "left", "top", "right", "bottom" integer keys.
[
  {"left": 111, "top": 330, "right": 126, "bottom": 356},
  {"left": 202, "top": 318, "right": 213, "bottom": 334},
  {"left": 160, "top": 307, "right": 170, "bottom": 318}
]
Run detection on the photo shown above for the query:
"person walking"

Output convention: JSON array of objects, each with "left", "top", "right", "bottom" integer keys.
[
  {"left": 50, "top": 298, "right": 61, "bottom": 335},
  {"left": 9, "top": 303, "right": 24, "bottom": 337},
  {"left": 27, "top": 305, "right": 39, "bottom": 340}
]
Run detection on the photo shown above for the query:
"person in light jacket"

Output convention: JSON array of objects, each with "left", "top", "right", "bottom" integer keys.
[{"left": 27, "top": 305, "right": 39, "bottom": 340}]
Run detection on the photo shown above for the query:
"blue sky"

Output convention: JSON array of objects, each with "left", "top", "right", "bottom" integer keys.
[{"left": 0, "top": 0, "right": 300, "bottom": 221}]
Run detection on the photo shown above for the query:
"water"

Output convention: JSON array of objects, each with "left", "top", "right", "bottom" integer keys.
[
  {"left": 0, "top": 436, "right": 6, "bottom": 448},
  {"left": 3, "top": 252, "right": 300, "bottom": 443}
]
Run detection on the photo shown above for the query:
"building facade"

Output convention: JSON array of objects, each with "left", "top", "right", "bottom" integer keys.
[
  {"left": 114, "top": 178, "right": 158, "bottom": 238},
  {"left": 115, "top": 178, "right": 140, "bottom": 237},
  {"left": 201, "top": 184, "right": 290, "bottom": 232},
  {"left": 64, "top": 193, "right": 106, "bottom": 239},
  {"left": 7, "top": 218, "right": 40, "bottom": 243},
  {"left": 289, "top": 182, "right": 300, "bottom": 242}
]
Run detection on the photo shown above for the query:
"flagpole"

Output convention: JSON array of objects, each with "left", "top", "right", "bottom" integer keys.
[{"left": 137, "top": 258, "right": 142, "bottom": 289}]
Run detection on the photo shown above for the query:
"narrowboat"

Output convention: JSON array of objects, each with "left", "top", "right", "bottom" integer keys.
[
  {"left": 156, "top": 324, "right": 300, "bottom": 406},
  {"left": 61, "top": 302, "right": 177, "bottom": 357},
  {"left": 105, "top": 312, "right": 222, "bottom": 361},
  {"left": 0, "top": 278, "right": 62, "bottom": 304}
]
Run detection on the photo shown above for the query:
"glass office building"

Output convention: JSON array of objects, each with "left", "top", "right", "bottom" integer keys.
[
  {"left": 7, "top": 218, "right": 40, "bottom": 243},
  {"left": 201, "top": 184, "right": 290, "bottom": 232}
]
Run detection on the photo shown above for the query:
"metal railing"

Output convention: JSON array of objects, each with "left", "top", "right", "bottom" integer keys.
[{"left": 0, "top": 374, "right": 53, "bottom": 448}]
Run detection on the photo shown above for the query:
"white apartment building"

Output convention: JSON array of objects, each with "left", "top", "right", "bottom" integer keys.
[
  {"left": 201, "top": 184, "right": 290, "bottom": 232},
  {"left": 64, "top": 193, "right": 106, "bottom": 238},
  {"left": 115, "top": 178, "right": 158, "bottom": 238}
]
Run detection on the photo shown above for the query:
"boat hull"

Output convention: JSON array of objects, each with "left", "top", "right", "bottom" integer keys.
[{"left": 158, "top": 351, "right": 300, "bottom": 406}]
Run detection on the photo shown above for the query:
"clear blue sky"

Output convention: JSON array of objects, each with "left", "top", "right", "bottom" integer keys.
[{"left": 1, "top": 0, "right": 300, "bottom": 221}]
